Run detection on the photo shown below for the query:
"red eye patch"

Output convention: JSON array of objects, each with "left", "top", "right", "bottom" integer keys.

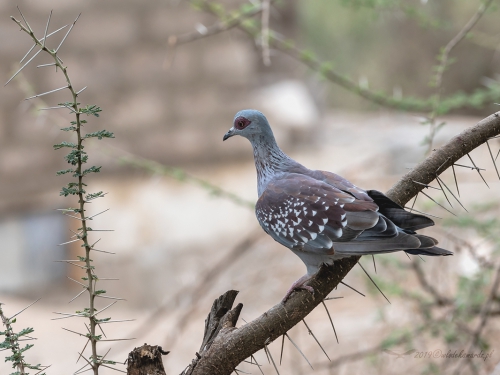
[{"left": 234, "top": 116, "right": 251, "bottom": 130}]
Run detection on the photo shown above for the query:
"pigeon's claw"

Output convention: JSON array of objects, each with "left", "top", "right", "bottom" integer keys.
[{"left": 282, "top": 274, "right": 314, "bottom": 303}]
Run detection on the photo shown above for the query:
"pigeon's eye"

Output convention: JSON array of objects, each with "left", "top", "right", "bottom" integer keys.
[{"left": 234, "top": 116, "right": 250, "bottom": 130}]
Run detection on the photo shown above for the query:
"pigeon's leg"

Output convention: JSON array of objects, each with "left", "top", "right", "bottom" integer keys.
[{"left": 282, "top": 274, "right": 314, "bottom": 303}]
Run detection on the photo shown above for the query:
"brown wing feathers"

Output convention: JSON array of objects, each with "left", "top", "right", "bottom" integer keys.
[{"left": 256, "top": 176, "right": 452, "bottom": 257}]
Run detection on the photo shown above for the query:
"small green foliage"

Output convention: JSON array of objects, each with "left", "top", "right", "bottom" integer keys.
[
  {"left": 0, "top": 305, "right": 46, "bottom": 375},
  {"left": 53, "top": 141, "right": 77, "bottom": 150},
  {"left": 85, "top": 191, "right": 105, "bottom": 201},
  {"left": 207, "top": 2, "right": 224, "bottom": 16},
  {"left": 94, "top": 290, "right": 106, "bottom": 295},
  {"left": 319, "top": 62, "right": 334, "bottom": 76},
  {"left": 299, "top": 49, "right": 316, "bottom": 62},
  {"left": 56, "top": 168, "right": 74, "bottom": 175},
  {"left": 64, "top": 149, "right": 88, "bottom": 165},
  {"left": 83, "top": 130, "right": 114, "bottom": 140},
  {"left": 282, "top": 39, "right": 295, "bottom": 50},
  {"left": 58, "top": 101, "right": 79, "bottom": 108},
  {"left": 241, "top": 18, "right": 258, "bottom": 30},
  {"left": 239, "top": 3, "right": 257, "bottom": 13},
  {"left": 60, "top": 182, "right": 86, "bottom": 197},
  {"left": 83, "top": 166, "right": 102, "bottom": 175},
  {"left": 60, "top": 126, "right": 76, "bottom": 132},
  {"left": 80, "top": 104, "right": 102, "bottom": 117}
]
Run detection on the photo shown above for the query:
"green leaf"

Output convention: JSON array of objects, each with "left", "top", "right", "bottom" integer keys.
[
  {"left": 56, "top": 168, "right": 74, "bottom": 175},
  {"left": 17, "top": 328, "right": 34, "bottom": 336},
  {"left": 86, "top": 191, "right": 104, "bottom": 201},
  {"left": 65, "top": 150, "right": 88, "bottom": 165},
  {"left": 58, "top": 101, "right": 80, "bottom": 107},
  {"left": 54, "top": 141, "right": 78, "bottom": 150},
  {"left": 80, "top": 104, "right": 102, "bottom": 117},
  {"left": 83, "top": 130, "right": 115, "bottom": 140},
  {"left": 300, "top": 49, "right": 316, "bottom": 62},
  {"left": 82, "top": 166, "right": 102, "bottom": 175},
  {"left": 60, "top": 183, "right": 86, "bottom": 197},
  {"left": 61, "top": 126, "right": 77, "bottom": 132}
]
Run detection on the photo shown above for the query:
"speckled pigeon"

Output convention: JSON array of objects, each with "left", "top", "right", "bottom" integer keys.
[{"left": 223, "top": 109, "right": 452, "bottom": 301}]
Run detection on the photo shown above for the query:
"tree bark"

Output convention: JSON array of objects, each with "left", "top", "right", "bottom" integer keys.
[{"left": 127, "top": 344, "right": 169, "bottom": 375}]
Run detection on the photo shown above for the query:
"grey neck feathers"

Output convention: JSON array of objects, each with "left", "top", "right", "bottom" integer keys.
[{"left": 249, "top": 134, "right": 297, "bottom": 197}]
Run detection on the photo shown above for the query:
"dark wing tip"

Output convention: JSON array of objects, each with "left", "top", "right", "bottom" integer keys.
[{"left": 405, "top": 246, "right": 453, "bottom": 256}]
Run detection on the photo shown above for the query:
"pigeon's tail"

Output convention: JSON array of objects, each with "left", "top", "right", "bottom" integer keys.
[
  {"left": 331, "top": 232, "right": 453, "bottom": 257},
  {"left": 365, "top": 191, "right": 454, "bottom": 257},
  {"left": 367, "top": 190, "right": 434, "bottom": 230},
  {"left": 405, "top": 246, "right": 453, "bottom": 256},
  {"left": 403, "top": 234, "right": 453, "bottom": 256},
  {"left": 332, "top": 191, "right": 454, "bottom": 257}
]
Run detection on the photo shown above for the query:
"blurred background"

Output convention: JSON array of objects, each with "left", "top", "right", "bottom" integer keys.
[{"left": 1, "top": 0, "right": 500, "bottom": 374}]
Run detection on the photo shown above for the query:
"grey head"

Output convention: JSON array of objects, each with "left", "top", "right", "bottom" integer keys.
[
  {"left": 222, "top": 109, "right": 276, "bottom": 144},
  {"left": 223, "top": 109, "right": 304, "bottom": 197}
]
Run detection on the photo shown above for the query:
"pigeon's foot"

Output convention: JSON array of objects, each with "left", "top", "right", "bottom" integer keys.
[{"left": 282, "top": 274, "right": 314, "bottom": 303}]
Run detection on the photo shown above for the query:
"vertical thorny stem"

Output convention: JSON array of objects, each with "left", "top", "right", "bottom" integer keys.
[
  {"left": 64, "top": 50, "right": 100, "bottom": 375},
  {"left": 10, "top": 13, "right": 109, "bottom": 374},
  {"left": 54, "top": 32, "right": 99, "bottom": 375}
]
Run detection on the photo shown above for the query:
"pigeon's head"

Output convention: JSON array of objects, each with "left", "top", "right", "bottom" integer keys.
[{"left": 223, "top": 109, "right": 274, "bottom": 142}]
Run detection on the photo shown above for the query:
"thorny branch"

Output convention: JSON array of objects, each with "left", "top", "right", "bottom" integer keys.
[
  {"left": 176, "top": 0, "right": 500, "bottom": 114},
  {"left": 8, "top": 10, "right": 120, "bottom": 375},
  {"left": 425, "top": 0, "right": 494, "bottom": 154}
]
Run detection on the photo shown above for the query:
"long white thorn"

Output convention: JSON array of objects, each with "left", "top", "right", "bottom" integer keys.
[
  {"left": 17, "top": 7, "right": 33, "bottom": 32},
  {"left": 42, "top": 10, "right": 53, "bottom": 48},
  {"left": 96, "top": 295, "right": 126, "bottom": 301},
  {"left": 98, "top": 319, "right": 135, "bottom": 324},
  {"left": 9, "top": 298, "right": 41, "bottom": 320},
  {"left": 76, "top": 86, "right": 88, "bottom": 95},
  {"left": 92, "top": 301, "right": 117, "bottom": 317},
  {"left": 58, "top": 238, "right": 82, "bottom": 246},
  {"left": 25, "top": 85, "right": 69, "bottom": 100},
  {"left": 68, "top": 289, "right": 87, "bottom": 303},
  {"left": 88, "top": 208, "right": 110, "bottom": 219},
  {"left": 91, "top": 248, "right": 116, "bottom": 255},
  {"left": 62, "top": 328, "right": 87, "bottom": 337},
  {"left": 5, "top": 49, "right": 43, "bottom": 86},
  {"left": 56, "top": 13, "right": 81, "bottom": 53},
  {"left": 76, "top": 339, "right": 91, "bottom": 364},
  {"left": 19, "top": 24, "right": 68, "bottom": 63},
  {"left": 37, "top": 63, "right": 56, "bottom": 68},
  {"left": 67, "top": 276, "right": 88, "bottom": 288}
]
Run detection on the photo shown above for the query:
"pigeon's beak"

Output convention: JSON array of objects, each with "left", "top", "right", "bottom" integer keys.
[{"left": 223, "top": 127, "right": 235, "bottom": 141}]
